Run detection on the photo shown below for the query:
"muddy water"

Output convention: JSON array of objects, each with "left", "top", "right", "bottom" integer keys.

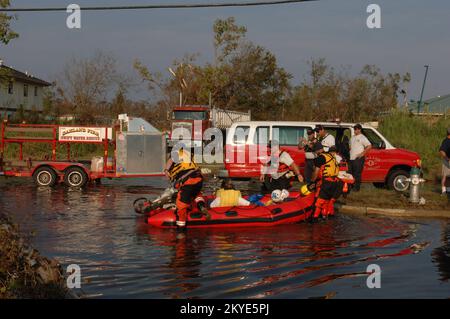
[{"left": 0, "top": 178, "right": 449, "bottom": 298}]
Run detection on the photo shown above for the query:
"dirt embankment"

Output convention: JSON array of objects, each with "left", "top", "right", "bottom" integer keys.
[
  {"left": 0, "top": 213, "right": 69, "bottom": 299},
  {"left": 341, "top": 186, "right": 449, "bottom": 211}
]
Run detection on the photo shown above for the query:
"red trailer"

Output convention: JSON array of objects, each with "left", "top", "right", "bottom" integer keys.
[{"left": 0, "top": 117, "right": 166, "bottom": 187}]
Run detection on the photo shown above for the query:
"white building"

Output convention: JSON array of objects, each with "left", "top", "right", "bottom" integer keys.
[{"left": 0, "top": 61, "right": 51, "bottom": 119}]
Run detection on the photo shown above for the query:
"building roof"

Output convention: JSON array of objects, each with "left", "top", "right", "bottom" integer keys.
[
  {"left": 0, "top": 64, "right": 51, "bottom": 87},
  {"left": 408, "top": 94, "right": 450, "bottom": 114}
]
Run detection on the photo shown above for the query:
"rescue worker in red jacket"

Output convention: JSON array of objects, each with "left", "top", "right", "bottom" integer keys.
[
  {"left": 311, "top": 144, "right": 343, "bottom": 220},
  {"left": 165, "top": 146, "right": 208, "bottom": 229},
  {"left": 260, "top": 141, "right": 303, "bottom": 193}
]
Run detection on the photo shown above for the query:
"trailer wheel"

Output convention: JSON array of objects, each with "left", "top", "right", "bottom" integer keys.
[
  {"left": 33, "top": 167, "right": 57, "bottom": 187},
  {"left": 64, "top": 167, "right": 89, "bottom": 188}
]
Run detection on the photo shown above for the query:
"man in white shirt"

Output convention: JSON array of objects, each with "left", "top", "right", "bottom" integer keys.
[
  {"left": 349, "top": 124, "right": 372, "bottom": 191},
  {"left": 315, "top": 125, "right": 335, "bottom": 152},
  {"left": 260, "top": 141, "right": 303, "bottom": 193}
]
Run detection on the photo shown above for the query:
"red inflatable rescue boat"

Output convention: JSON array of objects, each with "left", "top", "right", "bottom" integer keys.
[{"left": 145, "top": 193, "right": 315, "bottom": 228}]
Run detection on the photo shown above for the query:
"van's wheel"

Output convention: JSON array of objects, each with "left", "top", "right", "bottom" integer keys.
[
  {"left": 387, "top": 169, "right": 410, "bottom": 192},
  {"left": 64, "top": 167, "right": 89, "bottom": 188},
  {"left": 33, "top": 167, "right": 57, "bottom": 187}
]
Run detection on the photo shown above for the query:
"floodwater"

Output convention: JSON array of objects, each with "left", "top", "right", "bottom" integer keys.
[{"left": 1, "top": 178, "right": 449, "bottom": 299}]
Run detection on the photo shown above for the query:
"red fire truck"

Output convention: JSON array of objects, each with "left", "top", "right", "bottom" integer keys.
[
  {"left": 168, "top": 105, "right": 251, "bottom": 148},
  {"left": 0, "top": 115, "right": 166, "bottom": 187}
]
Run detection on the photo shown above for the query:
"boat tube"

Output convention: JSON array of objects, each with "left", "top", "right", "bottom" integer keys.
[{"left": 137, "top": 192, "right": 315, "bottom": 229}]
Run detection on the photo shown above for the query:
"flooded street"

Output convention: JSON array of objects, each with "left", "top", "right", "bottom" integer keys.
[{"left": 1, "top": 178, "right": 449, "bottom": 299}]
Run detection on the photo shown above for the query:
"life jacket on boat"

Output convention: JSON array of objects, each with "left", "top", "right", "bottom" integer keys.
[
  {"left": 318, "top": 152, "right": 339, "bottom": 181},
  {"left": 167, "top": 149, "right": 199, "bottom": 182},
  {"left": 215, "top": 189, "right": 242, "bottom": 207}
]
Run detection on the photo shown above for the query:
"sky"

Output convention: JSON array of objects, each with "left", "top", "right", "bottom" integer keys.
[{"left": 1, "top": 0, "right": 450, "bottom": 102}]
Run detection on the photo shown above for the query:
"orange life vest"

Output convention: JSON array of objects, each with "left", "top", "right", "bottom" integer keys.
[{"left": 167, "top": 149, "right": 199, "bottom": 182}]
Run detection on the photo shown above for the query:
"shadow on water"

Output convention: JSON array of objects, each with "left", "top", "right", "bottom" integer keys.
[{"left": 0, "top": 177, "right": 449, "bottom": 298}]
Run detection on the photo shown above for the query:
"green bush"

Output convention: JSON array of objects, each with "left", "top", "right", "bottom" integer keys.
[{"left": 379, "top": 111, "right": 450, "bottom": 179}]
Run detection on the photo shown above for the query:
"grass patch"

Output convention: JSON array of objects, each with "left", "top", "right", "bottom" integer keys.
[
  {"left": 341, "top": 184, "right": 449, "bottom": 210},
  {"left": 378, "top": 111, "right": 450, "bottom": 180}
]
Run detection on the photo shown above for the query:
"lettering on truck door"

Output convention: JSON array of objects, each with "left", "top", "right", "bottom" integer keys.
[{"left": 361, "top": 128, "right": 385, "bottom": 182}]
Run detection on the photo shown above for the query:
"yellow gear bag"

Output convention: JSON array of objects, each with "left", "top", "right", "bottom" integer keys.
[{"left": 215, "top": 189, "right": 242, "bottom": 207}]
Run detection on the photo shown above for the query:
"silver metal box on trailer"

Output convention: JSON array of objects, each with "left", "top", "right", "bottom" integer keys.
[{"left": 116, "top": 132, "right": 166, "bottom": 175}]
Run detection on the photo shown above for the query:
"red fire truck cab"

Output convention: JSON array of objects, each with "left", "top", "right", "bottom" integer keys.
[
  {"left": 219, "top": 121, "right": 421, "bottom": 192},
  {"left": 168, "top": 105, "right": 251, "bottom": 148}
]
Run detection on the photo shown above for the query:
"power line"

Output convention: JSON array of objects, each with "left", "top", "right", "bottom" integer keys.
[{"left": 0, "top": 0, "right": 317, "bottom": 12}]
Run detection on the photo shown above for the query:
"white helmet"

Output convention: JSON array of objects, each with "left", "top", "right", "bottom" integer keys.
[
  {"left": 271, "top": 189, "right": 283, "bottom": 203},
  {"left": 281, "top": 189, "right": 290, "bottom": 200}
]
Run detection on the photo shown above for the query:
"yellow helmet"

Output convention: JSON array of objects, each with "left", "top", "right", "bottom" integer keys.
[{"left": 300, "top": 184, "right": 312, "bottom": 196}]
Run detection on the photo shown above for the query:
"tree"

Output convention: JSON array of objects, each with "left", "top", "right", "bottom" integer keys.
[
  {"left": 287, "top": 58, "right": 410, "bottom": 122},
  {"left": 110, "top": 88, "right": 126, "bottom": 117},
  {"left": 213, "top": 17, "right": 247, "bottom": 64},
  {"left": 134, "top": 17, "right": 291, "bottom": 122},
  {"left": 0, "top": 0, "right": 18, "bottom": 89},
  {"left": 218, "top": 42, "right": 291, "bottom": 119},
  {"left": 0, "top": 0, "right": 18, "bottom": 45},
  {"left": 55, "top": 52, "right": 128, "bottom": 123}
]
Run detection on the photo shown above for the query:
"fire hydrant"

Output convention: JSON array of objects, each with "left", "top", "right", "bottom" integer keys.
[{"left": 406, "top": 167, "right": 426, "bottom": 204}]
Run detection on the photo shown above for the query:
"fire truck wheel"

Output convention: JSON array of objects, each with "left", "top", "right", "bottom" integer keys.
[
  {"left": 33, "top": 167, "right": 58, "bottom": 187},
  {"left": 64, "top": 167, "right": 89, "bottom": 188},
  {"left": 387, "top": 169, "right": 410, "bottom": 192}
]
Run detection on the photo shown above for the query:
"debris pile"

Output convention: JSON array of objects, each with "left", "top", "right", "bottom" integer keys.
[{"left": 0, "top": 213, "right": 68, "bottom": 299}]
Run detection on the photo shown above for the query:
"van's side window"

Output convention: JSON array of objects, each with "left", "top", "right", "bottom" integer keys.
[
  {"left": 273, "top": 126, "right": 306, "bottom": 146},
  {"left": 233, "top": 126, "right": 250, "bottom": 144},
  {"left": 362, "top": 128, "right": 383, "bottom": 146},
  {"left": 254, "top": 126, "right": 270, "bottom": 144}
]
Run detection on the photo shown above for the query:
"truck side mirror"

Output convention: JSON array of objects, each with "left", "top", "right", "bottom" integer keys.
[{"left": 167, "top": 111, "right": 171, "bottom": 121}]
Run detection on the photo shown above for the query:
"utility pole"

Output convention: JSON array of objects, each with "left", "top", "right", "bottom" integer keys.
[{"left": 417, "top": 65, "right": 430, "bottom": 114}]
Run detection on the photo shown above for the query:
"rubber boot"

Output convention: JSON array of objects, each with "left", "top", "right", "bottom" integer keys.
[
  {"left": 327, "top": 199, "right": 336, "bottom": 217},
  {"left": 176, "top": 208, "right": 187, "bottom": 231},
  {"left": 312, "top": 198, "right": 327, "bottom": 222},
  {"left": 321, "top": 200, "right": 331, "bottom": 219}
]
